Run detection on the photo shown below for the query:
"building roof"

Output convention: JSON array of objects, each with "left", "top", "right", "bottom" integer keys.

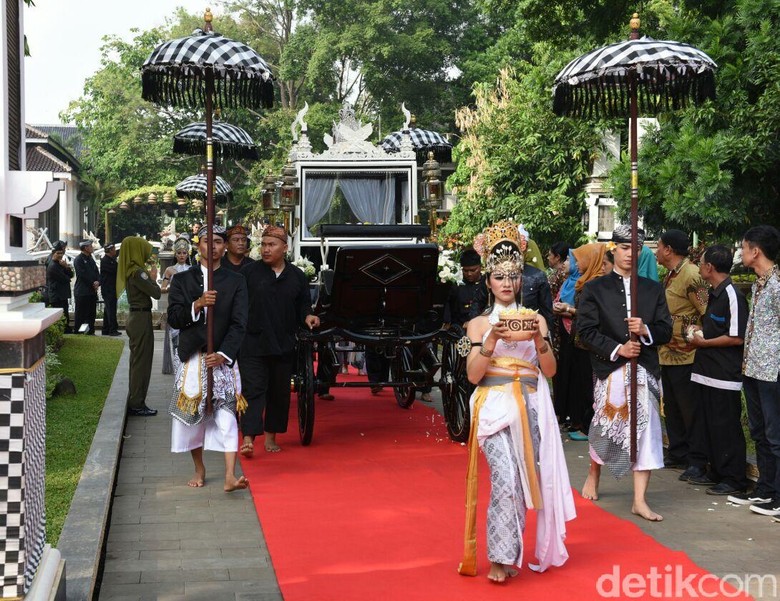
[
  {"left": 26, "top": 145, "right": 73, "bottom": 172},
  {"left": 25, "top": 123, "right": 80, "bottom": 173},
  {"left": 28, "top": 124, "right": 84, "bottom": 159}
]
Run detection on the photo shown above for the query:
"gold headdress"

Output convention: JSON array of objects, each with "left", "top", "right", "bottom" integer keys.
[{"left": 473, "top": 220, "right": 526, "bottom": 274}]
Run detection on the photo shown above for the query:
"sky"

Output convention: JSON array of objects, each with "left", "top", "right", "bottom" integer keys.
[{"left": 23, "top": 0, "right": 211, "bottom": 124}]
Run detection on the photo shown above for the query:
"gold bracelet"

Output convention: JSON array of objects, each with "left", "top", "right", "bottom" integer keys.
[{"left": 479, "top": 346, "right": 495, "bottom": 357}]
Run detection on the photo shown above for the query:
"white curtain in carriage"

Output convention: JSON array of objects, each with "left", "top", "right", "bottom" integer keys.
[
  {"left": 304, "top": 177, "right": 338, "bottom": 237},
  {"left": 339, "top": 175, "right": 395, "bottom": 225}
]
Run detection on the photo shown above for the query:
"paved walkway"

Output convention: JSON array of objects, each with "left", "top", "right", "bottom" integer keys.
[
  {"left": 95, "top": 333, "right": 780, "bottom": 600},
  {"left": 97, "top": 333, "right": 282, "bottom": 601}
]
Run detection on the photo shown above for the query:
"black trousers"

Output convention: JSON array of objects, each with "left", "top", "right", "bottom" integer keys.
[
  {"left": 365, "top": 349, "right": 390, "bottom": 384},
  {"left": 661, "top": 364, "right": 696, "bottom": 463},
  {"left": 689, "top": 382, "right": 749, "bottom": 489},
  {"left": 49, "top": 299, "right": 71, "bottom": 333},
  {"left": 74, "top": 294, "right": 97, "bottom": 334},
  {"left": 240, "top": 353, "right": 294, "bottom": 437},
  {"left": 102, "top": 293, "right": 118, "bottom": 334}
]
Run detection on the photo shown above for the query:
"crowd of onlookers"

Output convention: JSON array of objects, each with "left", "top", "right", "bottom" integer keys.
[{"left": 441, "top": 224, "right": 780, "bottom": 521}]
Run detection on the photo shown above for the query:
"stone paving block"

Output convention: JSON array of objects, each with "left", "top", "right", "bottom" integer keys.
[
  {"left": 185, "top": 580, "right": 274, "bottom": 596},
  {"left": 103, "top": 558, "right": 182, "bottom": 572},
  {"left": 98, "top": 582, "right": 184, "bottom": 598},
  {"left": 105, "top": 549, "right": 141, "bottom": 561},
  {"left": 139, "top": 512, "right": 191, "bottom": 524},
  {"left": 236, "top": 593, "right": 285, "bottom": 601},
  {"left": 227, "top": 567, "right": 279, "bottom": 583},
  {"left": 180, "top": 556, "right": 269, "bottom": 570},
  {"left": 100, "top": 570, "right": 142, "bottom": 585},
  {"left": 141, "top": 548, "right": 222, "bottom": 561},
  {"left": 220, "top": 547, "right": 270, "bottom": 559},
  {"left": 140, "top": 568, "right": 230, "bottom": 583},
  {"left": 108, "top": 540, "right": 181, "bottom": 552}
]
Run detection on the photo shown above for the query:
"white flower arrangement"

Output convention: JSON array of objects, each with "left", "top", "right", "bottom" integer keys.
[
  {"left": 248, "top": 223, "right": 267, "bottom": 260},
  {"left": 438, "top": 249, "right": 463, "bottom": 285},
  {"left": 292, "top": 256, "right": 316, "bottom": 279}
]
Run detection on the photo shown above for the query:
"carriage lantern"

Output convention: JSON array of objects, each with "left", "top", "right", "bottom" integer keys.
[
  {"left": 422, "top": 151, "right": 442, "bottom": 235},
  {"left": 262, "top": 171, "right": 277, "bottom": 220},
  {"left": 280, "top": 161, "right": 299, "bottom": 233}
]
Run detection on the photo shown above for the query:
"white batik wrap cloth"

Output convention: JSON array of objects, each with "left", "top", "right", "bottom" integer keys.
[
  {"left": 589, "top": 363, "right": 664, "bottom": 478},
  {"left": 169, "top": 352, "right": 246, "bottom": 426}
]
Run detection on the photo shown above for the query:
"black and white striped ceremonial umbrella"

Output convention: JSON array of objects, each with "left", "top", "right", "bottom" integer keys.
[
  {"left": 175, "top": 174, "right": 233, "bottom": 200},
  {"left": 380, "top": 127, "right": 453, "bottom": 163},
  {"left": 553, "top": 35, "right": 716, "bottom": 118},
  {"left": 141, "top": 28, "right": 274, "bottom": 109},
  {"left": 173, "top": 121, "right": 259, "bottom": 160},
  {"left": 552, "top": 14, "right": 716, "bottom": 463}
]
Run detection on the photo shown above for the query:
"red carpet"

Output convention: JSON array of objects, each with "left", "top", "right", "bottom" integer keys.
[{"left": 240, "top": 369, "right": 748, "bottom": 601}]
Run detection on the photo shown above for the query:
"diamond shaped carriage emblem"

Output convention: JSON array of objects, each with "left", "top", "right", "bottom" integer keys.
[{"left": 360, "top": 254, "right": 412, "bottom": 285}]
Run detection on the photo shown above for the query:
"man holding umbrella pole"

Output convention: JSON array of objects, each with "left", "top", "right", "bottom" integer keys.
[{"left": 575, "top": 225, "right": 672, "bottom": 521}]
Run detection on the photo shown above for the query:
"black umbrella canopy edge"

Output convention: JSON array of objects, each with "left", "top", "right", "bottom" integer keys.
[
  {"left": 142, "top": 66, "right": 274, "bottom": 110},
  {"left": 553, "top": 68, "right": 715, "bottom": 118},
  {"left": 172, "top": 137, "right": 259, "bottom": 160}
]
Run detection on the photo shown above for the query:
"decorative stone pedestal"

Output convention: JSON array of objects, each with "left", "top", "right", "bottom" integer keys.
[{"left": 0, "top": 262, "right": 65, "bottom": 600}]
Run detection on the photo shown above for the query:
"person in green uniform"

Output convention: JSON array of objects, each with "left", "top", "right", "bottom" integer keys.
[{"left": 118, "top": 236, "right": 161, "bottom": 416}]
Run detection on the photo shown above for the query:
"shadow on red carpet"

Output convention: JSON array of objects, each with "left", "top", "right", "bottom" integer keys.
[{"left": 239, "top": 369, "right": 748, "bottom": 601}]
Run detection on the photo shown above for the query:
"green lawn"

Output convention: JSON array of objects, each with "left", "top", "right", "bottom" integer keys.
[{"left": 45, "top": 335, "right": 124, "bottom": 545}]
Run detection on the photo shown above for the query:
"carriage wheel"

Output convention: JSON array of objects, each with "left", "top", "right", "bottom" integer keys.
[
  {"left": 440, "top": 328, "right": 473, "bottom": 443},
  {"left": 391, "top": 346, "right": 416, "bottom": 409},
  {"left": 297, "top": 341, "right": 315, "bottom": 445}
]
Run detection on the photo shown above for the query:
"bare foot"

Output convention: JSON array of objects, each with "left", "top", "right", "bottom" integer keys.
[
  {"left": 487, "top": 562, "right": 507, "bottom": 583},
  {"left": 265, "top": 442, "right": 281, "bottom": 453},
  {"left": 503, "top": 565, "right": 518, "bottom": 578},
  {"left": 632, "top": 502, "right": 663, "bottom": 522},
  {"left": 582, "top": 472, "right": 600, "bottom": 501},
  {"left": 188, "top": 468, "right": 205, "bottom": 488},
  {"left": 224, "top": 475, "right": 249, "bottom": 492},
  {"left": 240, "top": 439, "right": 254, "bottom": 457}
]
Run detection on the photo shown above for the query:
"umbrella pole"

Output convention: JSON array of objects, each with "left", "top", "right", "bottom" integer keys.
[
  {"left": 205, "top": 67, "right": 215, "bottom": 415},
  {"left": 629, "top": 66, "right": 639, "bottom": 464}
]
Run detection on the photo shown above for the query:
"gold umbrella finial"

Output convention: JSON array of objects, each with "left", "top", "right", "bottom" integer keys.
[
  {"left": 204, "top": 8, "right": 213, "bottom": 32},
  {"left": 630, "top": 13, "right": 641, "bottom": 39}
]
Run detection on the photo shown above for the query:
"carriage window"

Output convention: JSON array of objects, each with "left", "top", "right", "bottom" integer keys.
[{"left": 302, "top": 170, "right": 411, "bottom": 238}]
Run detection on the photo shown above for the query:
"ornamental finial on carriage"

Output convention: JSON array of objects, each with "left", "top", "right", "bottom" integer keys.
[
  {"left": 479, "top": 220, "right": 525, "bottom": 274},
  {"left": 291, "top": 101, "right": 309, "bottom": 142},
  {"left": 204, "top": 8, "right": 213, "bottom": 32},
  {"left": 401, "top": 103, "right": 411, "bottom": 130}
]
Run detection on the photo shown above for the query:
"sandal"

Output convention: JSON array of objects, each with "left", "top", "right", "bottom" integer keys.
[{"left": 240, "top": 441, "right": 254, "bottom": 457}]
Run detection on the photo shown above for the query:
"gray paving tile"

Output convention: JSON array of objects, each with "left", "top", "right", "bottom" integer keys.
[{"left": 97, "top": 333, "right": 280, "bottom": 600}]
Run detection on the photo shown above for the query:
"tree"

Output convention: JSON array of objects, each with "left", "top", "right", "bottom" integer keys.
[
  {"left": 607, "top": 0, "right": 780, "bottom": 239},
  {"left": 442, "top": 48, "right": 603, "bottom": 252}
]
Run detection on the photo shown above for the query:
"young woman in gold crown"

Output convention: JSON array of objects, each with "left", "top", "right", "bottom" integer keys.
[{"left": 458, "top": 221, "right": 576, "bottom": 584}]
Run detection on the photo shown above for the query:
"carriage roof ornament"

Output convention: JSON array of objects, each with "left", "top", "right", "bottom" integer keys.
[
  {"left": 289, "top": 102, "right": 312, "bottom": 160},
  {"left": 321, "top": 101, "right": 384, "bottom": 157}
]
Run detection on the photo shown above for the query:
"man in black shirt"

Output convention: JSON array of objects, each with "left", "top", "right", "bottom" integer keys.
[
  {"left": 239, "top": 226, "right": 319, "bottom": 454},
  {"left": 687, "top": 245, "right": 750, "bottom": 496},
  {"left": 221, "top": 224, "right": 254, "bottom": 272},
  {"left": 444, "top": 249, "right": 482, "bottom": 327},
  {"left": 100, "top": 243, "right": 121, "bottom": 336},
  {"left": 73, "top": 240, "right": 101, "bottom": 334},
  {"left": 46, "top": 245, "right": 74, "bottom": 333}
]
